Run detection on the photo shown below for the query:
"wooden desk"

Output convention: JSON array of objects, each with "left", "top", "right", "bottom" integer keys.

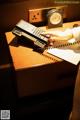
[{"left": 5, "top": 21, "right": 80, "bottom": 97}]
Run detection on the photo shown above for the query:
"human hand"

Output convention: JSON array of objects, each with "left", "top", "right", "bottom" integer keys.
[{"left": 41, "top": 29, "right": 73, "bottom": 46}]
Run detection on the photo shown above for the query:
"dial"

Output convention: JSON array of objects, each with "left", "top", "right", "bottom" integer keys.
[
  {"left": 50, "top": 12, "right": 62, "bottom": 25},
  {"left": 47, "top": 9, "right": 63, "bottom": 28}
]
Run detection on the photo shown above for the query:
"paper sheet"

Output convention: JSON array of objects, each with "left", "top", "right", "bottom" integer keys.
[{"left": 47, "top": 39, "right": 80, "bottom": 65}]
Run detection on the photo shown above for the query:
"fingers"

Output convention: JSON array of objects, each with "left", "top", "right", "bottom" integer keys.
[
  {"left": 41, "top": 33, "right": 54, "bottom": 38},
  {"left": 41, "top": 33, "right": 72, "bottom": 41},
  {"left": 41, "top": 33, "right": 55, "bottom": 46},
  {"left": 41, "top": 30, "right": 73, "bottom": 47}
]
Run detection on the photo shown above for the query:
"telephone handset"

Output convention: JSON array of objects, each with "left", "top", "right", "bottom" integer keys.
[{"left": 12, "top": 20, "right": 48, "bottom": 52}]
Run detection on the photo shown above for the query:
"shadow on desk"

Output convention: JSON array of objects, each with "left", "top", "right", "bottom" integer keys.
[
  {"left": 9, "top": 35, "right": 46, "bottom": 53},
  {"left": 9, "top": 36, "right": 36, "bottom": 49}
]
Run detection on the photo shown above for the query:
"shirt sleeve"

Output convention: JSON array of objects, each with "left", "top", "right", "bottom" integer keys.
[{"left": 71, "top": 26, "right": 80, "bottom": 41}]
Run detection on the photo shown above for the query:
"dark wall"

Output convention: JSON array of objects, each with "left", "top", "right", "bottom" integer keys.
[{"left": 0, "top": 0, "right": 80, "bottom": 32}]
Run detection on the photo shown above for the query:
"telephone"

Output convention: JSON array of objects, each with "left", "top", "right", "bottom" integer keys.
[{"left": 12, "top": 20, "right": 48, "bottom": 52}]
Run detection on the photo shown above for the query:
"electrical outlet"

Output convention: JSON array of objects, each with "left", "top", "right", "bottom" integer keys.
[
  {"left": 28, "top": 5, "right": 67, "bottom": 23},
  {"left": 29, "top": 9, "right": 43, "bottom": 23}
]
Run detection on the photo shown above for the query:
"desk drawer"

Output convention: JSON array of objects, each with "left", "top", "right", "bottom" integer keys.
[{"left": 15, "top": 61, "right": 77, "bottom": 97}]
